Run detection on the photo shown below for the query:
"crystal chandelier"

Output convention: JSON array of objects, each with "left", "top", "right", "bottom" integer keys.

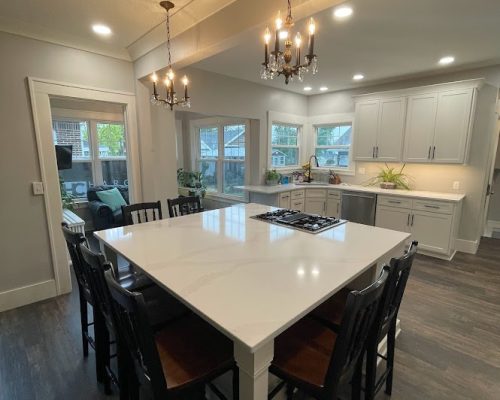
[
  {"left": 260, "top": 0, "right": 317, "bottom": 84},
  {"left": 150, "top": 1, "right": 190, "bottom": 110}
]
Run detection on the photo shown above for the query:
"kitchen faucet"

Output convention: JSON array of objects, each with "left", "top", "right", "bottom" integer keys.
[{"left": 306, "top": 155, "right": 320, "bottom": 183}]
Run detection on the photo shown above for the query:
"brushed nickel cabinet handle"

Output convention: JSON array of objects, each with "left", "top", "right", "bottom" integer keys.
[
  {"left": 388, "top": 200, "right": 401, "bottom": 204},
  {"left": 407, "top": 214, "right": 410, "bottom": 226},
  {"left": 372, "top": 146, "right": 375, "bottom": 158},
  {"left": 428, "top": 146, "right": 431, "bottom": 159},
  {"left": 411, "top": 214, "right": 415, "bottom": 226},
  {"left": 432, "top": 146, "right": 436, "bottom": 159},
  {"left": 424, "top": 204, "right": 440, "bottom": 209},
  {"left": 376, "top": 146, "right": 379, "bottom": 158}
]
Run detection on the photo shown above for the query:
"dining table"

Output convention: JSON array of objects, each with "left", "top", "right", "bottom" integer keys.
[{"left": 94, "top": 202, "right": 410, "bottom": 400}]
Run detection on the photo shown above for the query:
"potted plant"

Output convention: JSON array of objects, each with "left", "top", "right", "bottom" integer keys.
[
  {"left": 265, "top": 169, "right": 281, "bottom": 186},
  {"left": 368, "top": 163, "right": 411, "bottom": 190}
]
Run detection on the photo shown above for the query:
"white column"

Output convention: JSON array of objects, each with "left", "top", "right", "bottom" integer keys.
[{"left": 234, "top": 340, "right": 274, "bottom": 400}]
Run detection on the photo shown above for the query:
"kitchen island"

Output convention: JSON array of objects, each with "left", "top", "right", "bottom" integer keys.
[{"left": 95, "top": 203, "right": 410, "bottom": 400}]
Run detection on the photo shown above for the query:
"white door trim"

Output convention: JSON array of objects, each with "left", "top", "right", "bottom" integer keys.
[{"left": 28, "top": 77, "right": 141, "bottom": 296}]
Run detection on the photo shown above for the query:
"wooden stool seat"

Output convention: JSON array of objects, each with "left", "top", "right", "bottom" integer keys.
[
  {"left": 155, "top": 313, "right": 234, "bottom": 392},
  {"left": 310, "top": 288, "right": 350, "bottom": 328},
  {"left": 272, "top": 317, "right": 338, "bottom": 392}
]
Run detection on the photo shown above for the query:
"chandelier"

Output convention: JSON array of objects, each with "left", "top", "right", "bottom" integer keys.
[
  {"left": 150, "top": 1, "right": 190, "bottom": 110},
  {"left": 260, "top": 0, "right": 317, "bottom": 84}
]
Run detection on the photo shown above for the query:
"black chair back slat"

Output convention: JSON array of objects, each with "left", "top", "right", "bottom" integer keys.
[
  {"left": 61, "top": 224, "right": 91, "bottom": 294},
  {"left": 104, "top": 269, "right": 168, "bottom": 398},
  {"left": 122, "top": 201, "right": 162, "bottom": 226},
  {"left": 167, "top": 196, "right": 202, "bottom": 218},
  {"left": 324, "top": 266, "right": 390, "bottom": 394}
]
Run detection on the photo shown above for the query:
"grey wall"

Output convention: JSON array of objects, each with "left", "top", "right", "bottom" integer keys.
[
  {"left": 308, "top": 67, "right": 500, "bottom": 244},
  {"left": 0, "top": 31, "right": 134, "bottom": 295}
]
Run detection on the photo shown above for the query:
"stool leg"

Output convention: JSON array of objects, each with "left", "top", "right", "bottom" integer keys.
[
  {"left": 385, "top": 322, "right": 396, "bottom": 396},
  {"left": 365, "top": 339, "right": 378, "bottom": 400},
  {"left": 79, "top": 292, "right": 89, "bottom": 357},
  {"left": 285, "top": 384, "right": 294, "bottom": 400},
  {"left": 117, "top": 340, "right": 130, "bottom": 400},
  {"left": 232, "top": 367, "right": 239, "bottom": 400},
  {"left": 94, "top": 311, "right": 105, "bottom": 384},
  {"left": 351, "top": 356, "right": 362, "bottom": 400}
]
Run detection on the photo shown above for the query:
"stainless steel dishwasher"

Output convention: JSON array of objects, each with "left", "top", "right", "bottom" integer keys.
[{"left": 341, "top": 191, "right": 377, "bottom": 225}]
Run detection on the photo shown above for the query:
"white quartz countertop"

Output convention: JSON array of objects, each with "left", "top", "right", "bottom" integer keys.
[
  {"left": 237, "top": 183, "right": 465, "bottom": 202},
  {"left": 95, "top": 203, "right": 410, "bottom": 352}
]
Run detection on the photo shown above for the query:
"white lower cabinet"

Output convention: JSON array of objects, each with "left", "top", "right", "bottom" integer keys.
[
  {"left": 279, "top": 192, "right": 291, "bottom": 209},
  {"left": 305, "top": 198, "right": 326, "bottom": 215},
  {"left": 376, "top": 195, "right": 460, "bottom": 259},
  {"left": 291, "top": 199, "right": 305, "bottom": 212},
  {"left": 326, "top": 199, "right": 341, "bottom": 218}
]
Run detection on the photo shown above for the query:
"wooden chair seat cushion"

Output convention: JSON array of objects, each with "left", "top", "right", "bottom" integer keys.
[
  {"left": 155, "top": 314, "right": 234, "bottom": 392},
  {"left": 310, "top": 287, "right": 350, "bottom": 326},
  {"left": 271, "top": 317, "right": 338, "bottom": 393}
]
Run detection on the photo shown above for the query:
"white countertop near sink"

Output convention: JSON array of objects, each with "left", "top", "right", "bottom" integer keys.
[{"left": 237, "top": 183, "right": 465, "bottom": 202}]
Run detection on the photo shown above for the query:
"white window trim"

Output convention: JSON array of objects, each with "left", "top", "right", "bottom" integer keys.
[
  {"left": 268, "top": 111, "right": 308, "bottom": 171},
  {"left": 52, "top": 115, "right": 128, "bottom": 197},
  {"left": 191, "top": 117, "right": 250, "bottom": 200},
  {"left": 308, "top": 113, "right": 355, "bottom": 176}
]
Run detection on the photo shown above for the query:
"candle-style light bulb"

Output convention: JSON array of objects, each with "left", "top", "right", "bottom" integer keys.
[
  {"left": 275, "top": 10, "right": 283, "bottom": 30},
  {"left": 151, "top": 72, "right": 158, "bottom": 82},
  {"left": 165, "top": 78, "right": 171, "bottom": 87},
  {"left": 308, "top": 17, "right": 316, "bottom": 35},
  {"left": 167, "top": 68, "right": 175, "bottom": 81},
  {"left": 264, "top": 27, "right": 271, "bottom": 44},
  {"left": 295, "top": 32, "right": 302, "bottom": 48},
  {"left": 182, "top": 75, "right": 189, "bottom": 86}
]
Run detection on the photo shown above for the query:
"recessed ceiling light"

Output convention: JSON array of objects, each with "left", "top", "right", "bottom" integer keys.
[
  {"left": 303, "top": 86, "right": 312, "bottom": 91},
  {"left": 319, "top": 86, "right": 328, "bottom": 91},
  {"left": 92, "top": 24, "right": 112, "bottom": 36},
  {"left": 438, "top": 56, "right": 455, "bottom": 65},
  {"left": 353, "top": 74, "right": 364, "bottom": 81},
  {"left": 334, "top": 5, "right": 353, "bottom": 19}
]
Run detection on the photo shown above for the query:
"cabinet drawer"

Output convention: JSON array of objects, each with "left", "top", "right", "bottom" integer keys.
[
  {"left": 279, "top": 192, "right": 291, "bottom": 200},
  {"left": 291, "top": 189, "right": 305, "bottom": 199},
  {"left": 306, "top": 189, "right": 327, "bottom": 198},
  {"left": 327, "top": 190, "right": 341, "bottom": 199},
  {"left": 291, "top": 199, "right": 305, "bottom": 212},
  {"left": 378, "top": 195, "right": 412, "bottom": 209},
  {"left": 413, "top": 199, "right": 454, "bottom": 215}
]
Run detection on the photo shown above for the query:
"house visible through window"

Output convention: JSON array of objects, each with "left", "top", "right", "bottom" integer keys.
[
  {"left": 271, "top": 123, "right": 300, "bottom": 167},
  {"left": 314, "top": 124, "right": 352, "bottom": 168},
  {"left": 52, "top": 119, "right": 128, "bottom": 199},
  {"left": 197, "top": 121, "right": 247, "bottom": 197}
]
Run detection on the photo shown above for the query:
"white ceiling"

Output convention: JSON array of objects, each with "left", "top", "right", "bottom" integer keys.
[
  {"left": 193, "top": 0, "right": 500, "bottom": 94},
  {"left": 0, "top": 0, "right": 236, "bottom": 60}
]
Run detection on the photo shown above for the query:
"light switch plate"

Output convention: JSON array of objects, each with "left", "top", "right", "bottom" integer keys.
[
  {"left": 32, "top": 182, "right": 44, "bottom": 195},
  {"left": 452, "top": 181, "right": 460, "bottom": 190}
]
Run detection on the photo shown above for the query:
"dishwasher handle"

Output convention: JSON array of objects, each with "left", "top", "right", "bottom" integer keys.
[{"left": 341, "top": 193, "right": 376, "bottom": 200}]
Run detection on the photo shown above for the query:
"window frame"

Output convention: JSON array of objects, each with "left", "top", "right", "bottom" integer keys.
[
  {"left": 52, "top": 115, "right": 128, "bottom": 200},
  {"left": 192, "top": 117, "right": 250, "bottom": 200},
  {"left": 267, "top": 111, "right": 307, "bottom": 171},
  {"left": 308, "top": 113, "right": 356, "bottom": 175}
]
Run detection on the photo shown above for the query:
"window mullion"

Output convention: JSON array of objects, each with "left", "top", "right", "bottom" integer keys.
[{"left": 89, "top": 120, "right": 103, "bottom": 185}]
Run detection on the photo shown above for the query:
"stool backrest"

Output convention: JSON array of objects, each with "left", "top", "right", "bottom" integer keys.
[
  {"left": 122, "top": 201, "right": 162, "bottom": 226},
  {"left": 325, "top": 266, "right": 390, "bottom": 396},
  {"left": 104, "top": 269, "right": 167, "bottom": 397},
  {"left": 61, "top": 223, "right": 90, "bottom": 293},
  {"left": 167, "top": 196, "right": 202, "bottom": 218}
]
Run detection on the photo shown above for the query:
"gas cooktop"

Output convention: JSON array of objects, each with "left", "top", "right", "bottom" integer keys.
[{"left": 251, "top": 209, "right": 346, "bottom": 234}]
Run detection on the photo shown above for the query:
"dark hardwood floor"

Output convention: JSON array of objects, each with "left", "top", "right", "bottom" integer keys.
[{"left": 1, "top": 238, "right": 499, "bottom": 400}]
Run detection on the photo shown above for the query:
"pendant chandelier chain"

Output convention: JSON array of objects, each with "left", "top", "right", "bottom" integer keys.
[{"left": 166, "top": 8, "right": 172, "bottom": 68}]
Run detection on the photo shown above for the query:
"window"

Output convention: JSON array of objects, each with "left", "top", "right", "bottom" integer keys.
[
  {"left": 314, "top": 123, "right": 352, "bottom": 169},
  {"left": 271, "top": 123, "right": 300, "bottom": 167},
  {"left": 196, "top": 120, "right": 247, "bottom": 197},
  {"left": 52, "top": 119, "right": 128, "bottom": 199}
]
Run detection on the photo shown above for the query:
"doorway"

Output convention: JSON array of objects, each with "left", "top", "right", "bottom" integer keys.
[{"left": 484, "top": 117, "right": 500, "bottom": 238}]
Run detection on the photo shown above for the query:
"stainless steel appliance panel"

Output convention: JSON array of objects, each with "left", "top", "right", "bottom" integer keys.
[{"left": 341, "top": 191, "right": 377, "bottom": 225}]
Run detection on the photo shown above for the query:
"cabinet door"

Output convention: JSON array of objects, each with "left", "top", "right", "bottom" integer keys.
[
  {"left": 375, "top": 206, "right": 411, "bottom": 233},
  {"left": 432, "top": 89, "right": 473, "bottom": 164},
  {"left": 410, "top": 210, "right": 453, "bottom": 255},
  {"left": 326, "top": 199, "right": 341, "bottom": 218},
  {"left": 376, "top": 97, "right": 406, "bottom": 161},
  {"left": 279, "top": 192, "right": 291, "bottom": 209},
  {"left": 305, "top": 198, "right": 326, "bottom": 215},
  {"left": 290, "top": 199, "right": 305, "bottom": 212},
  {"left": 353, "top": 100, "right": 379, "bottom": 161},
  {"left": 403, "top": 93, "right": 438, "bottom": 163}
]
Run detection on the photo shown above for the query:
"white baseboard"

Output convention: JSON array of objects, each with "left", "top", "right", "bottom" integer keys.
[
  {"left": 483, "top": 220, "right": 500, "bottom": 238},
  {"left": 455, "top": 238, "right": 479, "bottom": 254},
  {"left": 0, "top": 279, "right": 57, "bottom": 313}
]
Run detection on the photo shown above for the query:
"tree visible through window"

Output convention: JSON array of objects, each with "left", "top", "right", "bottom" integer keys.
[
  {"left": 271, "top": 124, "right": 299, "bottom": 167},
  {"left": 315, "top": 124, "right": 352, "bottom": 168}
]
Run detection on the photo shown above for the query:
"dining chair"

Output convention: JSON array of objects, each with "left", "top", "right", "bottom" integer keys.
[
  {"left": 268, "top": 266, "right": 390, "bottom": 400},
  {"left": 122, "top": 201, "right": 163, "bottom": 226},
  {"left": 79, "top": 244, "right": 189, "bottom": 398},
  {"left": 167, "top": 195, "right": 203, "bottom": 218},
  {"left": 310, "top": 241, "right": 418, "bottom": 400},
  {"left": 104, "top": 267, "right": 239, "bottom": 400}
]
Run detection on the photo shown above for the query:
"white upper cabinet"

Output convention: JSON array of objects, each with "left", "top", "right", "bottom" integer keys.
[
  {"left": 403, "top": 93, "right": 438, "bottom": 162},
  {"left": 377, "top": 98, "right": 406, "bottom": 161},
  {"left": 432, "top": 89, "right": 474, "bottom": 163},
  {"left": 353, "top": 101, "right": 379, "bottom": 160},
  {"left": 353, "top": 98, "right": 405, "bottom": 162},
  {"left": 403, "top": 88, "right": 475, "bottom": 164}
]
